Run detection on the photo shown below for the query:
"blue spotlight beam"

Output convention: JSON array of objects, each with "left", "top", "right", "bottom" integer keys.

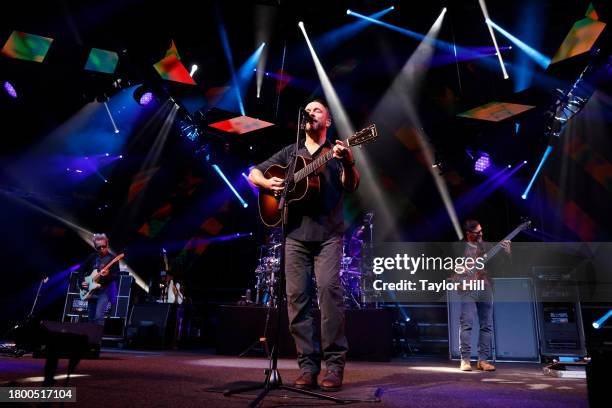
[
  {"left": 593, "top": 310, "right": 612, "bottom": 329},
  {"left": 487, "top": 19, "right": 551, "bottom": 69},
  {"left": 217, "top": 43, "right": 265, "bottom": 115},
  {"left": 235, "top": 43, "right": 265, "bottom": 105},
  {"left": 347, "top": 10, "right": 426, "bottom": 42},
  {"left": 315, "top": 7, "right": 394, "bottom": 54},
  {"left": 522, "top": 145, "right": 553, "bottom": 199},
  {"left": 212, "top": 164, "right": 248, "bottom": 208},
  {"left": 217, "top": 17, "right": 244, "bottom": 115}
]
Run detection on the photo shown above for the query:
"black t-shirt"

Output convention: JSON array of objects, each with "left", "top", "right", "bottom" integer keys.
[
  {"left": 254, "top": 140, "right": 349, "bottom": 242},
  {"left": 77, "top": 252, "right": 119, "bottom": 287}
]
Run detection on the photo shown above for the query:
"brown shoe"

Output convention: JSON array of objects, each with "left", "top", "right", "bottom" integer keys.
[
  {"left": 460, "top": 359, "right": 472, "bottom": 371},
  {"left": 477, "top": 360, "right": 496, "bottom": 371},
  {"left": 320, "top": 369, "right": 343, "bottom": 392},
  {"left": 293, "top": 372, "right": 318, "bottom": 389}
]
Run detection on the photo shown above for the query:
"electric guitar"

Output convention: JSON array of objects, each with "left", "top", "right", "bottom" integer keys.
[
  {"left": 455, "top": 220, "right": 531, "bottom": 276},
  {"left": 258, "top": 124, "right": 378, "bottom": 227},
  {"left": 80, "top": 253, "right": 125, "bottom": 300}
]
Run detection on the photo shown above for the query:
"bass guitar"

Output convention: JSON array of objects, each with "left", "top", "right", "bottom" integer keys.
[
  {"left": 455, "top": 220, "right": 531, "bottom": 276},
  {"left": 258, "top": 124, "right": 378, "bottom": 227},
  {"left": 80, "top": 253, "right": 125, "bottom": 300}
]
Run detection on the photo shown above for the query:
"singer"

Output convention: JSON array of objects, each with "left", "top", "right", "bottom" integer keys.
[{"left": 248, "top": 98, "right": 359, "bottom": 391}]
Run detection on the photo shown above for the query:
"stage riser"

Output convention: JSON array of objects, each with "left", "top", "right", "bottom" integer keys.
[{"left": 216, "top": 306, "right": 393, "bottom": 361}]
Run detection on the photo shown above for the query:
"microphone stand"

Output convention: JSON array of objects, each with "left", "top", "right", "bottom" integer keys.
[
  {"left": 223, "top": 108, "right": 346, "bottom": 406},
  {"left": 29, "top": 275, "right": 49, "bottom": 319}
]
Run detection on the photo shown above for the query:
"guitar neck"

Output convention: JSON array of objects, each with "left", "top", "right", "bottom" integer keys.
[
  {"left": 100, "top": 254, "right": 124, "bottom": 275},
  {"left": 485, "top": 225, "right": 524, "bottom": 261},
  {"left": 290, "top": 124, "right": 377, "bottom": 184},
  {"left": 293, "top": 148, "right": 336, "bottom": 184}
]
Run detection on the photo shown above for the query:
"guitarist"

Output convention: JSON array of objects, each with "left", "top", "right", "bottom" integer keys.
[
  {"left": 457, "top": 219, "right": 511, "bottom": 372},
  {"left": 77, "top": 233, "right": 119, "bottom": 325},
  {"left": 248, "top": 99, "right": 359, "bottom": 391}
]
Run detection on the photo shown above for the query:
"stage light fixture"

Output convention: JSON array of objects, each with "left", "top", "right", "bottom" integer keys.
[
  {"left": 592, "top": 310, "right": 612, "bottom": 329},
  {"left": 96, "top": 94, "right": 109, "bottom": 103},
  {"left": 3, "top": 81, "right": 17, "bottom": 98},
  {"left": 190, "top": 64, "right": 198, "bottom": 77},
  {"left": 474, "top": 154, "right": 491, "bottom": 173},
  {"left": 133, "top": 85, "right": 155, "bottom": 106}
]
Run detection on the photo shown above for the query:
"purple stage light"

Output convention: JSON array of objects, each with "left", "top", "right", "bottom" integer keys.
[
  {"left": 474, "top": 154, "right": 491, "bottom": 173},
  {"left": 139, "top": 91, "right": 154, "bottom": 105},
  {"left": 3, "top": 81, "right": 17, "bottom": 98}
]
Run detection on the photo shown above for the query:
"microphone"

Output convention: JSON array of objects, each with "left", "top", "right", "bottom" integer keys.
[{"left": 300, "top": 108, "right": 314, "bottom": 123}]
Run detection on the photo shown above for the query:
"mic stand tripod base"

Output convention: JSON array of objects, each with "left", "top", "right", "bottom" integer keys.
[{"left": 223, "top": 368, "right": 346, "bottom": 407}]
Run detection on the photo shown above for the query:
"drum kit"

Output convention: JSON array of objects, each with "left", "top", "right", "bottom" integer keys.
[
  {"left": 253, "top": 212, "right": 374, "bottom": 309},
  {"left": 254, "top": 238, "right": 282, "bottom": 307}
]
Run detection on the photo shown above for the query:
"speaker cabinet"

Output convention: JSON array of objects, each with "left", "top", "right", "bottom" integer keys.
[{"left": 126, "top": 303, "right": 181, "bottom": 349}]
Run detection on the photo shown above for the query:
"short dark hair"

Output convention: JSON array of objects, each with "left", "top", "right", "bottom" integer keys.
[
  {"left": 307, "top": 97, "right": 330, "bottom": 112},
  {"left": 463, "top": 219, "right": 480, "bottom": 233}
]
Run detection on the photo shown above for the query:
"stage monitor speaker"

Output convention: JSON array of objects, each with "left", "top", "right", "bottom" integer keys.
[
  {"left": 533, "top": 266, "right": 587, "bottom": 357},
  {"left": 448, "top": 278, "right": 539, "bottom": 361},
  {"left": 492, "top": 278, "right": 540, "bottom": 361},
  {"left": 126, "top": 303, "right": 179, "bottom": 349},
  {"left": 32, "top": 321, "right": 104, "bottom": 359}
]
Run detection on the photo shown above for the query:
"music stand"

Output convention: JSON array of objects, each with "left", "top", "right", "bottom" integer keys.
[{"left": 223, "top": 108, "right": 347, "bottom": 406}]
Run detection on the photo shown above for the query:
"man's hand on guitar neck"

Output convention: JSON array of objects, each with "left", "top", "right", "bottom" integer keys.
[
  {"left": 332, "top": 140, "right": 353, "bottom": 164},
  {"left": 500, "top": 240, "right": 511, "bottom": 255},
  {"left": 333, "top": 140, "right": 360, "bottom": 192}
]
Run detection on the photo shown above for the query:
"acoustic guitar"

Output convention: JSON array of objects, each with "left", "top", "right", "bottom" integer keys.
[{"left": 258, "top": 124, "right": 378, "bottom": 227}]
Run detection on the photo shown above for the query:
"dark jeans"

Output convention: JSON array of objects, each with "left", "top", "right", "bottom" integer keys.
[
  {"left": 459, "top": 282, "right": 493, "bottom": 361},
  {"left": 87, "top": 282, "right": 117, "bottom": 326},
  {"left": 285, "top": 236, "right": 348, "bottom": 374}
]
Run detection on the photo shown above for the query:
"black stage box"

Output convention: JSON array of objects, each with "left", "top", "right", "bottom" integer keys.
[
  {"left": 216, "top": 305, "right": 393, "bottom": 361},
  {"left": 31, "top": 321, "right": 104, "bottom": 359},
  {"left": 126, "top": 303, "right": 182, "bottom": 349}
]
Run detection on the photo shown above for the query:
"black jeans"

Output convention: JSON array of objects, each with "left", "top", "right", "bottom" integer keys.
[{"left": 285, "top": 236, "right": 348, "bottom": 374}]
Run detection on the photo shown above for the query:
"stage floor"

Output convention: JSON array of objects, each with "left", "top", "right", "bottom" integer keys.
[{"left": 0, "top": 350, "right": 587, "bottom": 407}]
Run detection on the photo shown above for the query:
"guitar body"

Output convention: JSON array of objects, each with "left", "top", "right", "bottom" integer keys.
[
  {"left": 80, "top": 270, "right": 102, "bottom": 300},
  {"left": 79, "top": 253, "right": 125, "bottom": 300},
  {"left": 256, "top": 124, "right": 378, "bottom": 226},
  {"left": 258, "top": 156, "right": 320, "bottom": 227}
]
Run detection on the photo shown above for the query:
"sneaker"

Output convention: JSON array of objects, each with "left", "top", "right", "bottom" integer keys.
[
  {"left": 460, "top": 359, "right": 472, "bottom": 371},
  {"left": 477, "top": 360, "right": 496, "bottom": 371}
]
